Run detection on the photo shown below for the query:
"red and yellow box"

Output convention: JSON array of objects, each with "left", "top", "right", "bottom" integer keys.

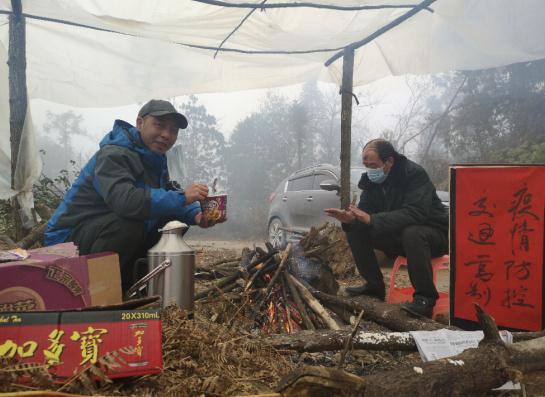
[
  {"left": 0, "top": 244, "right": 122, "bottom": 312},
  {"left": 0, "top": 309, "right": 162, "bottom": 379}
]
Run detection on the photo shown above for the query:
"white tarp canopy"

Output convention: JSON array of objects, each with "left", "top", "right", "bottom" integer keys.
[{"left": 1, "top": 0, "right": 545, "bottom": 201}]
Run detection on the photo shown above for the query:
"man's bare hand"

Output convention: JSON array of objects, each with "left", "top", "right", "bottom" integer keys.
[
  {"left": 184, "top": 183, "right": 208, "bottom": 204},
  {"left": 324, "top": 208, "right": 356, "bottom": 224},
  {"left": 348, "top": 204, "right": 371, "bottom": 225}
]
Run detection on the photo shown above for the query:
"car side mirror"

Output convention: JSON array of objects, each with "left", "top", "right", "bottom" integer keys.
[{"left": 320, "top": 179, "right": 340, "bottom": 192}]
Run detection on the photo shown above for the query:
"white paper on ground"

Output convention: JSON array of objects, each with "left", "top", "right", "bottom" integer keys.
[{"left": 410, "top": 329, "right": 519, "bottom": 390}]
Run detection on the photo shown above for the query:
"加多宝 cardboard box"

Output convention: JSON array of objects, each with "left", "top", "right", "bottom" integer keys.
[{"left": 0, "top": 309, "right": 162, "bottom": 379}]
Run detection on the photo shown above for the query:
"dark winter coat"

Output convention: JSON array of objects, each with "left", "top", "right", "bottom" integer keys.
[
  {"left": 44, "top": 120, "right": 201, "bottom": 246},
  {"left": 355, "top": 155, "right": 448, "bottom": 236}
]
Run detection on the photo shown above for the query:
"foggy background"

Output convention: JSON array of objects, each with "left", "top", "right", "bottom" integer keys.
[{"left": 31, "top": 60, "right": 545, "bottom": 240}]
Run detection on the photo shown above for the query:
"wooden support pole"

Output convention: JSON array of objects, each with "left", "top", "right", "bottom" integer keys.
[
  {"left": 8, "top": 0, "right": 27, "bottom": 240},
  {"left": 339, "top": 48, "right": 354, "bottom": 209},
  {"left": 9, "top": 0, "right": 26, "bottom": 182}
]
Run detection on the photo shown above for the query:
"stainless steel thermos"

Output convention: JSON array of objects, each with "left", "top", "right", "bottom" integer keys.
[{"left": 145, "top": 220, "right": 196, "bottom": 311}]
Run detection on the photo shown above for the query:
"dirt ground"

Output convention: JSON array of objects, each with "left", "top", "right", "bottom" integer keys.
[{"left": 188, "top": 238, "right": 545, "bottom": 397}]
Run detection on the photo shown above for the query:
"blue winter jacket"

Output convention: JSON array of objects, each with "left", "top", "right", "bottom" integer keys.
[{"left": 44, "top": 120, "right": 201, "bottom": 245}]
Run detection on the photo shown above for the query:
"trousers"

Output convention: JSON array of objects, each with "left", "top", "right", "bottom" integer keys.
[
  {"left": 345, "top": 224, "right": 448, "bottom": 303},
  {"left": 68, "top": 213, "right": 163, "bottom": 292}
]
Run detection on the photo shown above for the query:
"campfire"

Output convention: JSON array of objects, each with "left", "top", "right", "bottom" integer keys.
[{"left": 195, "top": 224, "right": 349, "bottom": 333}]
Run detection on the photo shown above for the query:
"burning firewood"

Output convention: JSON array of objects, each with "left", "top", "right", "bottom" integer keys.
[
  {"left": 284, "top": 272, "right": 316, "bottom": 331},
  {"left": 195, "top": 224, "right": 370, "bottom": 334},
  {"left": 286, "top": 274, "right": 341, "bottom": 330},
  {"left": 259, "top": 244, "right": 292, "bottom": 305}
]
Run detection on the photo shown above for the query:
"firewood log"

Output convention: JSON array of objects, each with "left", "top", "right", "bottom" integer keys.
[
  {"left": 284, "top": 273, "right": 316, "bottom": 330},
  {"left": 287, "top": 273, "right": 341, "bottom": 330},
  {"left": 310, "top": 290, "right": 458, "bottom": 332},
  {"left": 277, "top": 304, "right": 545, "bottom": 397},
  {"left": 262, "top": 329, "right": 416, "bottom": 352}
]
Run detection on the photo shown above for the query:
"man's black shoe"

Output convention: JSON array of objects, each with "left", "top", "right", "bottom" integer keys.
[
  {"left": 400, "top": 295, "right": 434, "bottom": 318},
  {"left": 345, "top": 284, "right": 385, "bottom": 301}
]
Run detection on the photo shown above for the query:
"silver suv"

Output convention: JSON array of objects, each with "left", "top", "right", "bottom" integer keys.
[{"left": 267, "top": 164, "right": 365, "bottom": 248}]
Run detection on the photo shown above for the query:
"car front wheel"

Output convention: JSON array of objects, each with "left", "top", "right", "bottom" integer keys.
[{"left": 268, "top": 218, "right": 286, "bottom": 249}]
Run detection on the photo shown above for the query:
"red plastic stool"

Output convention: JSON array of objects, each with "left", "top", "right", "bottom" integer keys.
[{"left": 387, "top": 255, "right": 450, "bottom": 320}]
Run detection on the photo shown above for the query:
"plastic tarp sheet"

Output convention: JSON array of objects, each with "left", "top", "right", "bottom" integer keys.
[{"left": 1, "top": 0, "right": 545, "bottom": 198}]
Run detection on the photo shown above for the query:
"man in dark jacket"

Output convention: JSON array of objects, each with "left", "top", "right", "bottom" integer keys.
[
  {"left": 45, "top": 99, "right": 222, "bottom": 291},
  {"left": 325, "top": 139, "right": 448, "bottom": 317}
]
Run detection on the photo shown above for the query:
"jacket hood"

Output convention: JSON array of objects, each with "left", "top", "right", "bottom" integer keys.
[
  {"left": 100, "top": 120, "right": 145, "bottom": 153},
  {"left": 358, "top": 154, "right": 408, "bottom": 190},
  {"left": 100, "top": 119, "right": 167, "bottom": 177}
]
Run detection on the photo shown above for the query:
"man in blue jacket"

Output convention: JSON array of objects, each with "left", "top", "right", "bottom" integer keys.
[
  {"left": 45, "top": 100, "right": 221, "bottom": 291},
  {"left": 325, "top": 139, "right": 448, "bottom": 318}
]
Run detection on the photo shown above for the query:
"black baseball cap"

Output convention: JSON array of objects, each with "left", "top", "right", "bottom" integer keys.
[{"left": 138, "top": 99, "right": 188, "bottom": 129}]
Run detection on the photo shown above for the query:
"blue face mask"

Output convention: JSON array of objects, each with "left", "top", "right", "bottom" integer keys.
[{"left": 367, "top": 166, "right": 388, "bottom": 184}]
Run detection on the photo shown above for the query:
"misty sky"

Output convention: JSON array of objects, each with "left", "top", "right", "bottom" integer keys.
[{"left": 30, "top": 75, "right": 414, "bottom": 160}]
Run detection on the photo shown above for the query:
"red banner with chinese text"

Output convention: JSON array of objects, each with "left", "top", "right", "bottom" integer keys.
[{"left": 452, "top": 166, "right": 545, "bottom": 331}]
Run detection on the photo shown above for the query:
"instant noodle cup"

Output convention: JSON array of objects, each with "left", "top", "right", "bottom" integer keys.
[{"left": 201, "top": 194, "right": 227, "bottom": 223}]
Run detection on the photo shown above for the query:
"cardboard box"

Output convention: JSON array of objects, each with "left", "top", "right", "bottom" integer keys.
[
  {"left": 0, "top": 243, "right": 122, "bottom": 312},
  {"left": 0, "top": 309, "right": 162, "bottom": 379}
]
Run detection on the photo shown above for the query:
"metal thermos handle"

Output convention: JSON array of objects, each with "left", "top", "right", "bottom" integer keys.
[{"left": 126, "top": 259, "right": 172, "bottom": 299}]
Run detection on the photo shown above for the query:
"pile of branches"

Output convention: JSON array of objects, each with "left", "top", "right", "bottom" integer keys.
[
  {"left": 304, "top": 223, "right": 357, "bottom": 279},
  {"left": 196, "top": 224, "right": 353, "bottom": 333},
  {"left": 280, "top": 223, "right": 357, "bottom": 278}
]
